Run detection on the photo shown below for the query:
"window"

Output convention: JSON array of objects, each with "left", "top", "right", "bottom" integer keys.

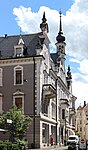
[
  {"left": 43, "top": 103, "right": 48, "bottom": 115},
  {"left": 14, "top": 45, "right": 24, "bottom": 57},
  {"left": 80, "top": 127, "right": 82, "bottom": 132},
  {"left": 16, "top": 47, "right": 23, "bottom": 57},
  {"left": 62, "top": 109, "right": 65, "bottom": 119},
  {"left": 15, "top": 97, "right": 22, "bottom": 109},
  {"left": 14, "top": 36, "right": 25, "bottom": 57},
  {"left": 13, "top": 90, "right": 24, "bottom": 111},
  {"left": 52, "top": 103, "right": 56, "bottom": 119},
  {"left": 44, "top": 71, "right": 48, "bottom": 84},
  {"left": 16, "top": 70, "right": 22, "bottom": 84},
  {"left": 14, "top": 66, "right": 23, "bottom": 85},
  {"left": 0, "top": 68, "right": 2, "bottom": 86}
]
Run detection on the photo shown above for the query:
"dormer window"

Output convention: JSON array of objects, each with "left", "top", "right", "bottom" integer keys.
[
  {"left": 15, "top": 45, "right": 23, "bottom": 57},
  {"left": 14, "top": 35, "right": 25, "bottom": 57}
]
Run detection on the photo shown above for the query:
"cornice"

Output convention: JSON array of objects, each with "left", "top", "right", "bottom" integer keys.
[{"left": 0, "top": 55, "right": 44, "bottom": 66}]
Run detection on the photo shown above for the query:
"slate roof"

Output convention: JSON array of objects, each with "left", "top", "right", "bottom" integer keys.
[
  {"left": 0, "top": 32, "right": 57, "bottom": 65},
  {"left": 0, "top": 33, "right": 41, "bottom": 59},
  {"left": 50, "top": 53, "right": 58, "bottom": 64}
]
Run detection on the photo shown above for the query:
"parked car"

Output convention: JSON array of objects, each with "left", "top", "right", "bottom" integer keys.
[
  {"left": 67, "top": 135, "right": 79, "bottom": 145},
  {"left": 68, "top": 143, "right": 79, "bottom": 150}
]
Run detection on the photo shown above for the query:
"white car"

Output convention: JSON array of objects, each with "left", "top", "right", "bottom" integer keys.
[{"left": 67, "top": 135, "right": 79, "bottom": 145}]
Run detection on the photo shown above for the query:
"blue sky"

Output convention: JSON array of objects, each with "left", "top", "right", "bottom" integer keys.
[
  {"left": 0, "top": 0, "right": 88, "bottom": 107},
  {"left": 0, "top": 0, "right": 74, "bottom": 35}
]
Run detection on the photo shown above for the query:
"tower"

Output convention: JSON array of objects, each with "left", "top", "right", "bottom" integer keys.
[{"left": 55, "top": 10, "right": 66, "bottom": 82}]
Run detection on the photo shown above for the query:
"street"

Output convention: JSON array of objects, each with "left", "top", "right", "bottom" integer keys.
[{"left": 29, "top": 145, "right": 68, "bottom": 150}]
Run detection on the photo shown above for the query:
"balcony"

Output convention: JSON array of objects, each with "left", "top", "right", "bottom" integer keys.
[
  {"left": 60, "top": 98, "right": 69, "bottom": 106},
  {"left": 43, "top": 84, "right": 56, "bottom": 98}
]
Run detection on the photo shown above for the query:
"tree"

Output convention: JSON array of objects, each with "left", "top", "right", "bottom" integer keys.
[{"left": 0, "top": 105, "right": 32, "bottom": 142}]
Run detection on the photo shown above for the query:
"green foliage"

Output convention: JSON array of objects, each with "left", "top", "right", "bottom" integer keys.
[
  {"left": 16, "top": 139, "right": 28, "bottom": 150},
  {"left": 0, "top": 141, "right": 7, "bottom": 150},
  {"left": 0, "top": 140, "right": 28, "bottom": 150},
  {"left": 0, "top": 105, "right": 32, "bottom": 141}
]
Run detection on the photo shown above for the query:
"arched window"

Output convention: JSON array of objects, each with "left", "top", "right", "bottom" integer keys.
[{"left": 14, "top": 66, "right": 23, "bottom": 85}]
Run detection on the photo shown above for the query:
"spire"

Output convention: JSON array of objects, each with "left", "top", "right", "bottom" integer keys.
[
  {"left": 59, "top": 9, "right": 63, "bottom": 35},
  {"left": 40, "top": 12, "right": 49, "bottom": 33},
  {"left": 56, "top": 10, "right": 65, "bottom": 42},
  {"left": 67, "top": 65, "right": 72, "bottom": 79},
  {"left": 66, "top": 65, "right": 72, "bottom": 90},
  {"left": 42, "top": 12, "right": 47, "bottom": 23}
]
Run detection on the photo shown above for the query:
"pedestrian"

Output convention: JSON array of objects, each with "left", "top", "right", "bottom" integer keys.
[{"left": 50, "top": 136, "right": 53, "bottom": 146}]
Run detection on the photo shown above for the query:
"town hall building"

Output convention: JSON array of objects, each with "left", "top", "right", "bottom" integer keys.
[{"left": 0, "top": 11, "right": 76, "bottom": 148}]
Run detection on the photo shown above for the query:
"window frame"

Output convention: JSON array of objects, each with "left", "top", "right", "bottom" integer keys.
[
  {"left": 13, "top": 91, "right": 24, "bottom": 112},
  {"left": 14, "top": 65, "right": 23, "bottom": 85},
  {"left": 14, "top": 45, "right": 24, "bottom": 57}
]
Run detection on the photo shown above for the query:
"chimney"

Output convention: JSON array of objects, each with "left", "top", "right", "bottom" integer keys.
[{"left": 84, "top": 101, "right": 86, "bottom": 107}]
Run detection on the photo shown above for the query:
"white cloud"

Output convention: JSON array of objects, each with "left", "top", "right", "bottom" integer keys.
[
  {"left": 13, "top": 0, "right": 88, "bottom": 108},
  {"left": 79, "top": 59, "right": 88, "bottom": 74},
  {"left": 64, "top": 0, "right": 88, "bottom": 60},
  {"left": 72, "top": 72, "right": 88, "bottom": 107},
  {"left": 13, "top": 6, "right": 59, "bottom": 43},
  {"left": 69, "top": 58, "right": 80, "bottom": 64}
]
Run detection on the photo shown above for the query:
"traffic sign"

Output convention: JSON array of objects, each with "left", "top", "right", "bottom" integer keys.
[
  {"left": 81, "top": 139, "right": 85, "bottom": 143},
  {"left": 79, "top": 139, "right": 86, "bottom": 149}
]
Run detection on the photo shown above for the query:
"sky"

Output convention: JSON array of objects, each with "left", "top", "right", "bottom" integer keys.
[{"left": 0, "top": 0, "right": 88, "bottom": 107}]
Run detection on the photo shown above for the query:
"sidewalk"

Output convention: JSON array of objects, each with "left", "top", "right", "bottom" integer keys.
[{"left": 28, "top": 145, "right": 68, "bottom": 150}]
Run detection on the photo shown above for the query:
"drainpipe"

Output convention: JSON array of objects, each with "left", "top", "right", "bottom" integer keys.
[
  {"left": 55, "top": 79, "right": 58, "bottom": 145},
  {"left": 64, "top": 117, "right": 66, "bottom": 146},
  {"left": 33, "top": 57, "right": 35, "bottom": 148}
]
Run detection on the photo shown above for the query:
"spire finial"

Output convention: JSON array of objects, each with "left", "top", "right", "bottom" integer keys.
[
  {"left": 56, "top": 10, "right": 65, "bottom": 42},
  {"left": 40, "top": 11, "right": 49, "bottom": 33},
  {"left": 67, "top": 65, "right": 72, "bottom": 79},
  {"left": 59, "top": 9, "right": 63, "bottom": 35},
  {"left": 42, "top": 11, "right": 47, "bottom": 23}
]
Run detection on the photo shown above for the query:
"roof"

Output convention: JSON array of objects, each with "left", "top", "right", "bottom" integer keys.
[
  {"left": 50, "top": 53, "right": 58, "bottom": 64},
  {"left": 83, "top": 103, "right": 88, "bottom": 115},
  {"left": 0, "top": 33, "right": 42, "bottom": 59}
]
